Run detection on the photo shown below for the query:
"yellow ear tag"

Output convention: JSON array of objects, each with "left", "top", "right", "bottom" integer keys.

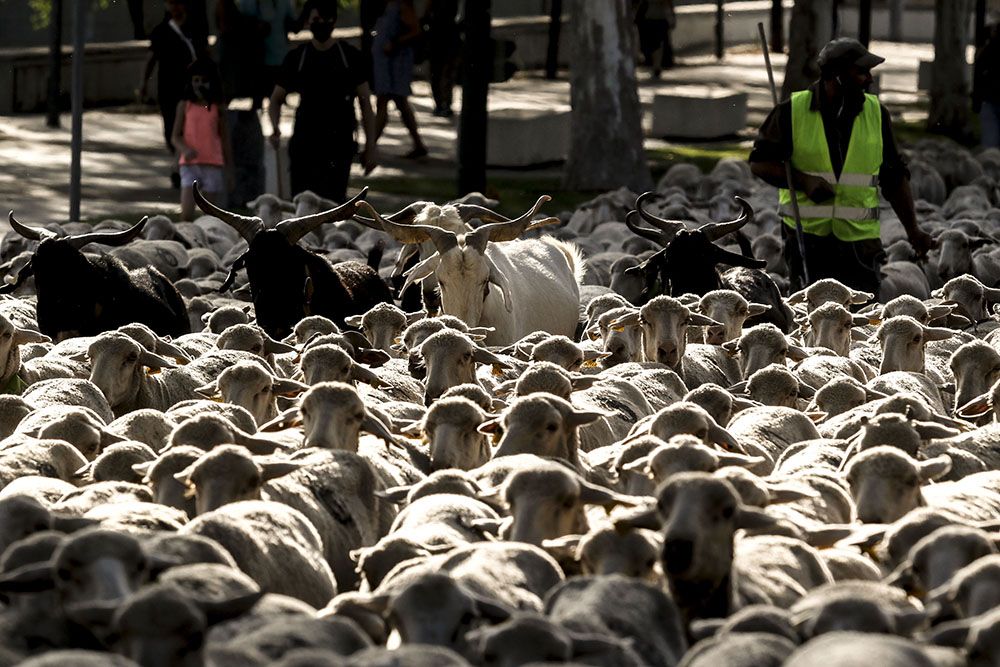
[
  {"left": 145, "top": 367, "right": 163, "bottom": 376},
  {"left": 492, "top": 364, "right": 504, "bottom": 377},
  {"left": 611, "top": 326, "right": 625, "bottom": 332},
  {"left": 868, "top": 317, "right": 882, "bottom": 325},
  {"left": 492, "top": 431, "right": 502, "bottom": 445},
  {"left": 583, "top": 359, "right": 598, "bottom": 368}
]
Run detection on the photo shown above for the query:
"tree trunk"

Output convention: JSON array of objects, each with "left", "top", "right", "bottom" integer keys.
[
  {"left": 781, "top": 0, "right": 833, "bottom": 99},
  {"left": 564, "top": 0, "right": 651, "bottom": 192},
  {"left": 927, "top": 0, "right": 974, "bottom": 141},
  {"left": 888, "top": 0, "right": 904, "bottom": 41}
]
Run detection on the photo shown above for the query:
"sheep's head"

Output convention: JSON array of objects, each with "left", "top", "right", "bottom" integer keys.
[
  {"left": 87, "top": 332, "right": 175, "bottom": 409},
  {"left": 876, "top": 316, "right": 952, "bottom": 375},
  {"left": 416, "top": 397, "right": 492, "bottom": 471},
  {"left": 174, "top": 445, "right": 301, "bottom": 515},
  {"left": 196, "top": 361, "right": 306, "bottom": 427},
  {"left": 807, "top": 302, "right": 866, "bottom": 356},
  {"left": 722, "top": 323, "right": 806, "bottom": 379},
  {"left": 420, "top": 329, "right": 508, "bottom": 405},
  {"left": 788, "top": 278, "right": 871, "bottom": 312},
  {"left": 648, "top": 401, "right": 741, "bottom": 452},
  {"left": 845, "top": 446, "right": 951, "bottom": 523},
  {"left": 298, "top": 382, "right": 396, "bottom": 451},
  {"left": 595, "top": 306, "right": 643, "bottom": 367},
  {"left": 698, "top": 290, "right": 769, "bottom": 344},
  {"left": 489, "top": 394, "right": 605, "bottom": 464},
  {"left": 627, "top": 296, "right": 719, "bottom": 368},
  {"left": 950, "top": 340, "right": 1000, "bottom": 412},
  {"left": 345, "top": 302, "right": 410, "bottom": 355}
]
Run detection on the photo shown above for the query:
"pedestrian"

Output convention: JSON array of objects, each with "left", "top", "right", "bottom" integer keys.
[
  {"left": 372, "top": 0, "right": 429, "bottom": 159},
  {"left": 238, "top": 0, "right": 302, "bottom": 109},
  {"left": 140, "top": 0, "right": 206, "bottom": 190},
  {"left": 171, "top": 59, "right": 233, "bottom": 221},
  {"left": 268, "top": 0, "right": 378, "bottom": 202},
  {"left": 423, "top": 0, "right": 460, "bottom": 117},
  {"left": 748, "top": 38, "right": 935, "bottom": 297},
  {"left": 636, "top": 0, "right": 675, "bottom": 79},
  {"left": 215, "top": 0, "right": 268, "bottom": 103},
  {"left": 974, "top": 18, "right": 1000, "bottom": 149}
]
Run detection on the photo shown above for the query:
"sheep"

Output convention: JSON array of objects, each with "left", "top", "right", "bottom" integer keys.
[
  {"left": 204, "top": 306, "right": 251, "bottom": 334},
  {"left": 0, "top": 439, "right": 88, "bottom": 491},
  {"left": 789, "top": 581, "right": 926, "bottom": 639},
  {"left": 215, "top": 323, "right": 296, "bottom": 366},
  {"left": 10, "top": 405, "right": 122, "bottom": 460},
  {"left": 698, "top": 290, "right": 771, "bottom": 344},
  {"left": 134, "top": 446, "right": 202, "bottom": 516},
  {"left": 2, "top": 214, "right": 190, "bottom": 340},
  {"left": 812, "top": 377, "right": 883, "bottom": 417},
  {"left": 950, "top": 340, "right": 1000, "bottom": 413},
  {"left": 480, "top": 459, "right": 634, "bottom": 546},
  {"left": 875, "top": 316, "right": 954, "bottom": 377},
  {"left": 615, "top": 472, "right": 831, "bottom": 622},
  {"left": 195, "top": 186, "right": 392, "bottom": 339},
  {"left": 623, "top": 437, "right": 765, "bottom": 487},
  {"left": 527, "top": 334, "right": 607, "bottom": 371},
  {"left": 419, "top": 329, "right": 510, "bottom": 404},
  {"left": 74, "top": 441, "right": 156, "bottom": 484},
  {"left": 722, "top": 323, "right": 808, "bottom": 380},
  {"left": 110, "top": 582, "right": 207, "bottom": 667},
  {"left": 801, "top": 302, "right": 868, "bottom": 356},
  {"left": 722, "top": 405, "right": 821, "bottom": 470},
  {"left": 0, "top": 311, "right": 48, "bottom": 393},
  {"left": 464, "top": 612, "right": 644, "bottom": 666},
  {"left": 343, "top": 302, "right": 419, "bottom": 355},
  {"left": 181, "top": 500, "right": 338, "bottom": 608},
  {"left": 107, "top": 409, "right": 176, "bottom": 451},
  {"left": 787, "top": 278, "right": 872, "bottom": 313},
  {"left": 737, "top": 363, "right": 812, "bottom": 408},
  {"left": 402, "top": 397, "right": 491, "bottom": 472},
  {"left": 85, "top": 331, "right": 261, "bottom": 416},
  {"left": 363, "top": 197, "right": 582, "bottom": 346},
  {"left": 845, "top": 447, "right": 1000, "bottom": 523},
  {"left": 783, "top": 631, "right": 964, "bottom": 667},
  {"left": 165, "top": 412, "right": 291, "bottom": 455},
  {"left": 592, "top": 305, "right": 643, "bottom": 366},
  {"left": 544, "top": 574, "right": 688, "bottom": 667},
  {"left": 195, "top": 360, "right": 307, "bottom": 427},
  {"left": 21, "top": 378, "right": 115, "bottom": 424}
]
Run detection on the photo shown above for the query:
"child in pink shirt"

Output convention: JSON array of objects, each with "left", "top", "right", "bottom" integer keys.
[{"left": 171, "top": 58, "right": 233, "bottom": 220}]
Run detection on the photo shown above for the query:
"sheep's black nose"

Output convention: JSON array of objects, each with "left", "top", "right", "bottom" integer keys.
[{"left": 662, "top": 538, "right": 694, "bottom": 573}]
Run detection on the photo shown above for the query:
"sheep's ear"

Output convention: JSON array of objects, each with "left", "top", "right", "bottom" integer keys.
[
  {"left": 734, "top": 506, "right": 782, "bottom": 531},
  {"left": 477, "top": 418, "right": 501, "bottom": 434},
  {"left": 140, "top": 350, "right": 176, "bottom": 370},
  {"left": 586, "top": 326, "right": 601, "bottom": 341},
  {"left": 50, "top": 514, "right": 99, "bottom": 534},
  {"left": 918, "top": 454, "right": 952, "bottom": 482},
  {"left": 687, "top": 313, "right": 723, "bottom": 327},
  {"left": 578, "top": 479, "right": 636, "bottom": 509},
  {"left": 797, "top": 382, "right": 817, "bottom": 399},
  {"left": 271, "top": 378, "right": 309, "bottom": 397},
  {"left": 566, "top": 409, "right": 612, "bottom": 427},
  {"left": 613, "top": 506, "right": 660, "bottom": 532},
  {"left": 343, "top": 315, "right": 364, "bottom": 328},
  {"left": 926, "top": 304, "right": 954, "bottom": 321},
  {"left": 361, "top": 410, "right": 399, "bottom": 447},
  {"left": 747, "top": 303, "right": 771, "bottom": 317},
  {"left": 786, "top": 342, "right": 809, "bottom": 361},
  {"left": 926, "top": 621, "right": 972, "bottom": 648},
  {"left": 583, "top": 348, "right": 610, "bottom": 362},
  {"left": 263, "top": 338, "right": 297, "bottom": 356},
  {"left": 0, "top": 561, "right": 55, "bottom": 593},
  {"left": 258, "top": 460, "right": 304, "bottom": 481},
  {"left": 850, "top": 290, "right": 874, "bottom": 305},
  {"left": 721, "top": 340, "right": 739, "bottom": 357},
  {"left": 766, "top": 482, "right": 819, "bottom": 504},
  {"left": 375, "top": 485, "right": 411, "bottom": 504},
  {"left": 132, "top": 461, "right": 153, "bottom": 477},
  {"left": 729, "top": 380, "right": 749, "bottom": 395},
  {"left": 201, "top": 591, "right": 266, "bottom": 625},
  {"left": 259, "top": 407, "right": 301, "bottom": 431},
  {"left": 194, "top": 382, "right": 219, "bottom": 399},
  {"left": 912, "top": 420, "right": 960, "bottom": 439},
  {"left": 470, "top": 592, "right": 513, "bottom": 623},
  {"left": 786, "top": 288, "right": 806, "bottom": 304},
  {"left": 351, "top": 592, "right": 391, "bottom": 616},
  {"left": 13, "top": 327, "right": 49, "bottom": 345},
  {"left": 801, "top": 525, "right": 856, "bottom": 548},
  {"left": 708, "top": 424, "right": 744, "bottom": 453},
  {"left": 466, "top": 517, "right": 504, "bottom": 536},
  {"left": 351, "top": 363, "right": 385, "bottom": 388},
  {"left": 472, "top": 345, "right": 511, "bottom": 369},
  {"left": 850, "top": 328, "right": 871, "bottom": 342},
  {"left": 173, "top": 464, "right": 196, "bottom": 485},
  {"left": 716, "top": 451, "right": 765, "bottom": 469},
  {"left": 689, "top": 618, "right": 725, "bottom": 642},
  {"left": 355, "top": 347, "right": 391, "bottom": 368},
  {"left": 956, "top": 393, "right": 992, "bottom": 419},
  {"left": 921, "top": 325, "right": 953, "bottom": 342},
  {"left": 569, "top": 374, "right": 601, "bottom": 391}
]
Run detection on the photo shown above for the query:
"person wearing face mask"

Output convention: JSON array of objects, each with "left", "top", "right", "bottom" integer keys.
[
  {"left": 749, "top": 38, "right": 935, "bottom": 297},
  {"left": 268, "top": 0, "right": 378, "bottom": 202}
]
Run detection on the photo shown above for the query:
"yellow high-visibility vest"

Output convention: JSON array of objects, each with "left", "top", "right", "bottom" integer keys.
[{"left": 778, "top": 90, "right": 882, "bottom": 241}]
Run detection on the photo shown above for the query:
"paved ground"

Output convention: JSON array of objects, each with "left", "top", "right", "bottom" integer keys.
[{"left": 0, "top": 40, "right": 947, "bottom": 227}]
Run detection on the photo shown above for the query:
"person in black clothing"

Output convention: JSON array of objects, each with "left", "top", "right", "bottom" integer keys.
[
  {"left": 423, "top": 0, "right": 460, "bottom": 117},
  {"left": 748, "top": 38, "right": 934, "bottom": 295},
  {"left": 141, "top": 0, "right": 207, "bottom": 189},
  {"left": 268, "top": 0, "right": 378, "bottom": 202},
  {"left": 974, "top": 19, "right": 1000, "bottom": 148}
]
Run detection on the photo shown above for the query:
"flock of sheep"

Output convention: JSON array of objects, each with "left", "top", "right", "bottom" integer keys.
[{"left": 0, "top": 135, "right": 998, "bottom": 666}]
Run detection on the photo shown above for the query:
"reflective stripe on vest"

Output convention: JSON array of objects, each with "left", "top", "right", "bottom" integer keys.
[{"left": 778, "top": 90, "right": 883, "bottom": 242}]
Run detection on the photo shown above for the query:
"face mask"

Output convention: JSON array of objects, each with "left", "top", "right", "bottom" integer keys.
[
  {"left": 193, "top": 83, "right": 210, "bottom": 99},
  {"left": 310, "top": 20, "right": 334, "bottom": 42}
]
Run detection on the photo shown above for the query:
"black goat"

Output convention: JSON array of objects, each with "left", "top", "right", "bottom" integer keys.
[
  {"left": 624, "top": 193, "right": 791, "bottom": 332},
  {"left": 194, "top": 183, "right": 392, "bottom": 339},
  {"left": 1, "top": 214, "right": 189, "bottom": 340}
]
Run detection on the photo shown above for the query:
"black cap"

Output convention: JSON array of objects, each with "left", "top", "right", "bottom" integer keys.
[{"left": 817, "top": 38, "right": 885, "bottom": 71}]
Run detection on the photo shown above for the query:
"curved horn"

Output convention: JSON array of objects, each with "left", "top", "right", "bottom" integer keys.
[
  {"left": 471, "top": 195, "right": 552, "bottom": 244},
  {"left": 8, "top": 212, "right": 55, "bottom": 242},
  {"left": 357, "top": 201, "right": 432, "bottom": 244},
  {"left": 698, "top": 196, "right": 755, "bottom": 242},
  {"left": 635, "top": 191, "right": 686, "bottom": 238},
  {"left": 193, "top": 181, "right": 264, "bottom": 243},
  {"left": 625, "top": 210, "right": 670, "bottom": 244},
  {"left": 65, "top": 217, "right": 148, "bottom": 249},
  {"left": 276, "top": 187, "right": 368, "bottom": 244},
  {"left": 352, "top": 200, "right": 427, "bottom": 230}
]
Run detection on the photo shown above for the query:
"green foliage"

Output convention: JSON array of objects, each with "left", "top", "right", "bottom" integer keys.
[{"left": 26, "top": 0, "right": 113, "bottom": 30}]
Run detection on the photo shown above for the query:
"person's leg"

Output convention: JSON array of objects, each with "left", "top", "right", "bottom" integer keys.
[
  {"left": 160, "top": 97, "right": 180, "bottom": 188},
  {"left": 662, "top": 25, "right": 675, "bottom": 69},
  {"left": 374, "top": 96, "right": 390, "bottom": 143},
  {"left": 180, "top": 186, "right": 195, "bottom": 220},
  {"left": 842, "top": 238, "right": 884, "bottom": 299},
  {"left": 428, "top": 46, "right": 445, "bottom": 113},
  {"left": 981, "top": 101, "right": 1000, "bottom": 149},
  {"left": 393, "top": 95, "right": 427, "bottom": 155}
]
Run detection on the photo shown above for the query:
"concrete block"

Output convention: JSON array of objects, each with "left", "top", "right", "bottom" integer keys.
[
  {"left": 652, "top": 87, "right": 748, "bottom": 139},
  {"left": 485, "top": 106, "right": 571, "bottom": 167},
  {"left": 917, "top": 59, "right": 972, "bottom": 90}
]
